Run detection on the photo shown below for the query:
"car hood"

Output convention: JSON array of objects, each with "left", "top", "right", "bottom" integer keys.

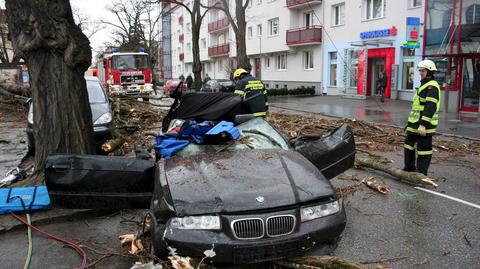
[
  {"left": 163, "top": 149, "right": 335, "bottom": 216},
  {"left": 90, "top": 102, "right": 110, "bottom": 125}
]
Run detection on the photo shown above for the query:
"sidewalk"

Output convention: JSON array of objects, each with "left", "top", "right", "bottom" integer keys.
[{"left": 269, "top": 95, "right": 480, "bottom": 140}]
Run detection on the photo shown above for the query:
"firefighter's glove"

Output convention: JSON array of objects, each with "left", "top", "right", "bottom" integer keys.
[{"left": 417, "top": 125, "right": 427, "bottom": 136}]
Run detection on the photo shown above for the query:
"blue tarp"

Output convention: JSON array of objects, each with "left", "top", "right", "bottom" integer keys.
[{"left": 0, "top": 186, "right": 51, "bottom": 215}]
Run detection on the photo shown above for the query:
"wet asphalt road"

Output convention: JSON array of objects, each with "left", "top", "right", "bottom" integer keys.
[
  {"left": 0, "top": 103, "right": 479, "bottom": 268},
  {"left": 0, "top": 107, "right": 28, "bottom": 176}
]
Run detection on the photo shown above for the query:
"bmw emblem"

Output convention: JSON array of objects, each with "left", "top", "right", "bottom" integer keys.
[{"left": 256, "top": 196, "right": 265, "bottom": 203}]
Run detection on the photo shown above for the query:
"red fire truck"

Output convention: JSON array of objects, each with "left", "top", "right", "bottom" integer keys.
[{"left": 97, "top": 50, "right": 154, "bottom": 96}]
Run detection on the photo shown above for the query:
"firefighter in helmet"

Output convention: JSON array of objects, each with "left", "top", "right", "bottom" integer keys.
[
  {"left": 404, "top": 59, "right": 441, "bottom": 175},
  {"left": 232, "top": 68, "right": 268, "bottom": 117}
]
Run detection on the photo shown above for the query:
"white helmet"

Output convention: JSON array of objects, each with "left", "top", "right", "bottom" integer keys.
[{"left": 418, "top": 59, "right": 437, "bottom": 71}]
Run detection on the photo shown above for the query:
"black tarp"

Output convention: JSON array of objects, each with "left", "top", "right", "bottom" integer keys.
[
  {"left": 294, "top": 124, "right": 356, "bottom": 179},
  {"left": 175, "top": 92, "right": 244, "bottom": 120},
  {"left": 45, "top": 155, "right": 154, "bottom": 209}
]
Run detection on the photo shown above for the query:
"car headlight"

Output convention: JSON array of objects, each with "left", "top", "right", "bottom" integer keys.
[
  {"left": 94, "top": 112, "right": 112, "bottom": 125},
  {"left": 169, "top": 216, "right": 221, "bottom": 230},
  {"left": 300, "top": 201, "right": 340, "bottom": 222}
]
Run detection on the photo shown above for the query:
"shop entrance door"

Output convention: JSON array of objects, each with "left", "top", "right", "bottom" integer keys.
[
  {"left": 460, "top": 57, "right": 480, "bottom": 112},
  {"left": 369, "top": 58, "right": 385, "bottom": 96}
]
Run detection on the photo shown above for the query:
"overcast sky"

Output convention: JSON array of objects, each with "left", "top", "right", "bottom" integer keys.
[{"left": 1, "top": 0, "right": 115, "bottom": 55}]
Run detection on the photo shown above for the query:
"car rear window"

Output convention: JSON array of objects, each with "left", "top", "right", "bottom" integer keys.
[{"left": 87, "top": 81, "right": 107, "bottom": 103}]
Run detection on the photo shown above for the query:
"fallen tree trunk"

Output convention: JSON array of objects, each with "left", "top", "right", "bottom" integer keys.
[
  {"left": 355, "top": 154, "right": 437, "bottom": 187},
  {"left": 101, "top": 131, "right": 125, "bottom": 153},
  {"left": 275, "top": 256, "right": 367, "bottom": 269}
]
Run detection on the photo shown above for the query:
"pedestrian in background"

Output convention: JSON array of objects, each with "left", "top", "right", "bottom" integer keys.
[
  {"left": 186, "top": 73, "right": 193, "bottom": 89},
  {"left": 379, "top": 70, "right": 387, "bottom": 103},
  {"left": 179, "top": 74, "right": 185, "bottom": 81},
  {"left": 204, "top": 73, "right": 211, "bottom": 84},
  {"left": 404, "top": 60, "right": 441, "bottom": 176}
]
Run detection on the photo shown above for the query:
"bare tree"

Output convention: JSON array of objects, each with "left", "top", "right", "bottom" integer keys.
[
  {"left": 206, "top": 0, "right": 251, "bottom": 71},
  {"left": 160, "top": 0, "right": 208, "bottom": 90},
  {"left": 71, "top": 7, "right": 105, "bottom": 39},
  {"left": 6, "top": 0, "right": 95, "bottom": 177},
  {"left": 102, "top": 0, "right": 160, "bottom": 80},
  {"left": 0, "top": 9, "right": 20, "bottom": 63}
]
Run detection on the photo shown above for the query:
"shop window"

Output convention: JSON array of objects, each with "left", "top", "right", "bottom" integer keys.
[
  {"left": 364, "top": 0, "right": 385, "bottom": 20},
  {"left": 349, "top": 50, "right": 359, "bottom": 88},
  {"left": 268, "top": 18, "right": 279, "bottom": 36},
  {"left": 303, "top": 51, "right": 314, "bottom": 70},
  {"left": 402, "top": 48, "right": 415, "bottom": 90},
  {"left": 329, "top": 52, "right": 338, "bottom": 86},
  {"left": 276, "top": 54, "right": 287, "bottom": 70},
  {"left": 333, "top": 3, "right": 345, "bottom": 26}
]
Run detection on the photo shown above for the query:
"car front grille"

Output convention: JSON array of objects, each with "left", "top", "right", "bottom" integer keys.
[
  {"left": 231, "top": 215, "right": 296, "bottom": 239},
  {"left": 231, "top": 218, "right": 264, "bottom": 239},
  {"left": 266, "top": 215, "right": 296, "bottom": 237}
]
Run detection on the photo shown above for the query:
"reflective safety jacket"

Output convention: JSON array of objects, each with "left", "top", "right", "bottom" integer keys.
[
  {"left": 234, "top": 74, "right": 269, "bottom": 117},
  {"left": 406, "top": 78, "right": 441, "bottom": 136}
]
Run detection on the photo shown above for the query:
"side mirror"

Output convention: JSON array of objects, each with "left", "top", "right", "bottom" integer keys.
[{"left": 24, "top": 98, "right": 32, "bottom": 109}]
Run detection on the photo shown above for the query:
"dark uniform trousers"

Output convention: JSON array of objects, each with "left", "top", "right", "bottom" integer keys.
[{"left": 404, "top": 134, "right": 433, "bottom": 175}]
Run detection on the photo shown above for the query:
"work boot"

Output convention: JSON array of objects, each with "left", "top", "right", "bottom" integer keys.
[{"left": 416, "top": 155, "right": 432, "bottom": 176}]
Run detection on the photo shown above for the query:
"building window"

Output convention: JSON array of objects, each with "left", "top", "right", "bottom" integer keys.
[
  {"left": 349, "top": 50, "right": 359, "bottom": 87},
  {"left": 257, "top": 24, "right": 262, "bottom": 36},
  {"left": 186, "top": 43, "right": 191, "bottom": 54},
  {"left": 186, "top": 22, "right": 191, "bottom": 33},
  {"left": 365, "top": 0, "right": 385, "bottom": 20},
  {"left": 276, "top": 54, "right": 287, "bottom": 70},
  {"left": 201, "top": 38, "right": 206, "bottom": 49},
  {"left": 303, "top": 51, "right": 314, "bottom": 70},
  {"left": 304, "top": 12, "right": 314, "bottom": 27},
  {"left": 265, "top": 57, "right": 270, "bottom": 69},
  {"left": 402, "top": 48, "right": 415, "bottom": 90},
  {"left": 329, "top": 52, "right": 338, "bottom": 86},
  {"left": 409, "top": 0, "right": 422, "bottom": 8},
  {"left": 268, "top": 18, "right": 279, "bottom": 36},
  {"left": 248, "top": 26, "right": 253, "bottom": 39},
  {"left": 333, "top": 3, "right": 345, "bottom": 26},
  {"left": 257, "top": 0, "right": 262, "bottom": 4},
  {"left": 218, "top": 59, "right": 223, "bottom": 72}
]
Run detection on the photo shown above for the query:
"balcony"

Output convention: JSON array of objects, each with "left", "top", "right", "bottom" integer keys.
[
  {"left": 208, "top": 44, "right": 229, "bottom": 57},
  {"left": 286, "top": 26, "right": 322, "bottom": 46},
  {"left": 286, "top": 0, "right": 322, "bottom": 9},
  {"left": 179, "top": 53, "right": 184, "bottom": 61},
  {"left": 208, "top": 17, "right": 229, "bottom": 33},
  {"left": 179, "top": 34, "right": 184, "bottom": 43}
]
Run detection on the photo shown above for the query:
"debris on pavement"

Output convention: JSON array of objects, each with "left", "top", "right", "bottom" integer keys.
[
  {"left": 362, "top": 177, "right": 390, "bottom": 194},
  {"left": 119, "top": 233, "right": 144, "bottom": 255}
]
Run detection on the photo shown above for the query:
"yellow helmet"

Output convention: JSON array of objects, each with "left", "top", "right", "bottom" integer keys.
[{"left": 233, "top": 68, "right": 248, "bottom": 79}]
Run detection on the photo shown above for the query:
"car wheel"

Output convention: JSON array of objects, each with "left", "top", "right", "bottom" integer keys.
[{"left": 150, "top": 211, "right": 169, "bottom": 259}]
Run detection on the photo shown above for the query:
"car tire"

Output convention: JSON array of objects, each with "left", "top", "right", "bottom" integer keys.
[{"left": 150, "top": 211, "right": 169, "bottom": 259}]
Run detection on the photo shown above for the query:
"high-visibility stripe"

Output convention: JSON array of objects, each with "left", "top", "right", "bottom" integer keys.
[
  {"left": 253, "top": 111, "right": 267, "bottom": 117},
  {"left": 426, "top": 97, "right": 439, "bottom": 103},
  {"left": 406, "top": 127, "right": 418, "bottom": 133},
  {"left": 404, "top": 144, "right": 415, "bottom": 150},
  {"left": 421, "top": 115, "right": 433, "bottom": 122},
  {"left": 419, "top": 97, "right": 427, "bottom": 102},
  {"left": 418, "top": 150, "right": 433, "bottom": 155},
  {"left": 426, "top": 128, "right": 436, "bottom": 133},
  {"left": 234, "top": 90, "right": 244, "bottom": 95}
]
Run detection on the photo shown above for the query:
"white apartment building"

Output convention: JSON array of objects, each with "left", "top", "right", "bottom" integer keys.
[
  {"left": 322, "top": 0, "right": 425, "bottom": 101},
  {"left": 163, "top": 0, "right": 425, "bottom": 99},
  {"left": 163, "top": 0, "right": 325, "bottom": 93}
]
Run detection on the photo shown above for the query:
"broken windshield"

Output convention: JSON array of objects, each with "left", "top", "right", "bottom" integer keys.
[{"left": 176, "top": 118, "right": 290, "bottom": 157}]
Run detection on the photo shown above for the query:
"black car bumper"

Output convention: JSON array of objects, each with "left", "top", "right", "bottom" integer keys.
[{"left": 154, "top": 206, "right": 346, "bottom": 264}]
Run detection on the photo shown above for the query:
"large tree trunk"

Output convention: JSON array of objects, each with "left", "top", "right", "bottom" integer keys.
[
  {"left": 191, "top": 3, "right": 203, "bottom": 90},
  {"left": 234, "top": 0, "right": 250, "bottom": 71},
  {"left": 6, "top": 0, "right": 95, "bottom": 175}
]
